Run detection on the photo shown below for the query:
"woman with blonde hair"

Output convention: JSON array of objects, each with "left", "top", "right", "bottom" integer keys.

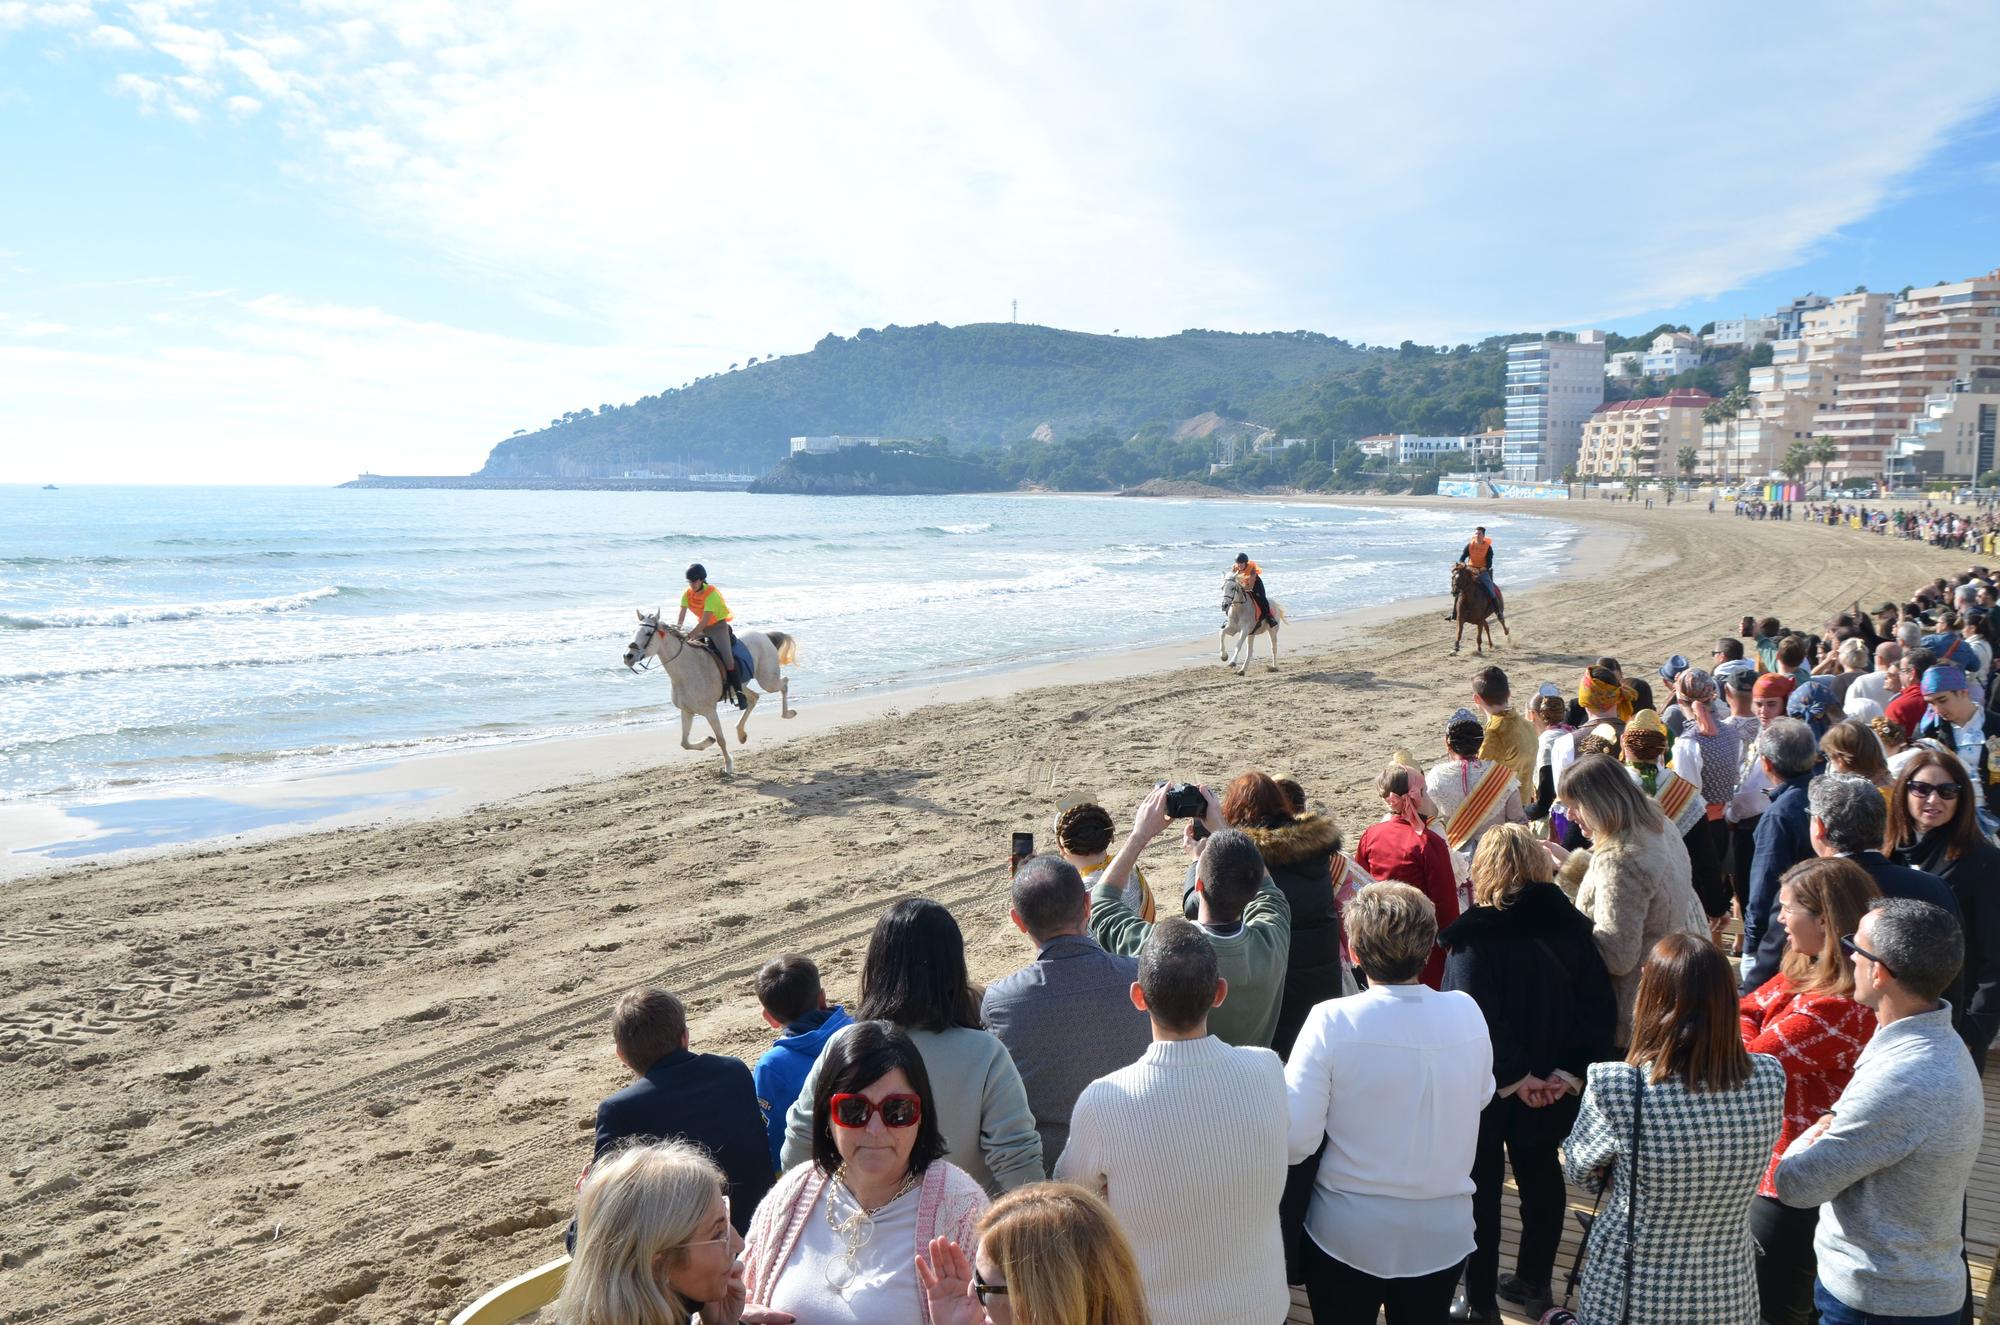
[
  {"left": 1553, "top": 754, "right": 1705, "bottom": 1048},
  {"left": 558, "top": 1140, "right": 779, "bottom": 1325},
  {"left": 917, "top": 1182, "right": 1150, "bottom": 1325},
  {"left": 1738, "top": 858, "right": 1880, "bottom": 1325},
  {"left": 1440, "top": 826, "right": 1615, "bottom": 1321},
  {"left": 1820, "top": 719, "right": 1890, "bottom": 788}
]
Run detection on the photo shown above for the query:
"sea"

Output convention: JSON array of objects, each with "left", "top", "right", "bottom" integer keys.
[{"left": 0, "top": 486, "right": 1573, "bottom": 804}]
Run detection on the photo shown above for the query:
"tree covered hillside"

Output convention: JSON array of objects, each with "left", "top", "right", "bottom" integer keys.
[{"left": 478, "top": 323, "right": 1366, "bottom": 477}]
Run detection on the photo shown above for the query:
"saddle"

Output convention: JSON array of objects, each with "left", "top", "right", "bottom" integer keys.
[{"left": 697, "top": 635, "right": 756, "bottom": 687}]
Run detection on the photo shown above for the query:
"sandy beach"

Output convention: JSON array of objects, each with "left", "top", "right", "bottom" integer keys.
[{"left": 0, "top": 499, "right": 1980, "bottom": 1325}]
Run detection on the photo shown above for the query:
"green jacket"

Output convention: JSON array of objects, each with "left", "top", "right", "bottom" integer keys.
[{"left": 1089, "top": 876, "right": 1292, "bottom": 1051}]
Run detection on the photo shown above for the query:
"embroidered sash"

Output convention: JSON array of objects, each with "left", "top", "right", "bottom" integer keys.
[
  {"left": 1654, "top": 769, "right": 1703, "bottom": 834},
  {"left": 1444, "top": 761, "right": 1515, "bottom": 850}
]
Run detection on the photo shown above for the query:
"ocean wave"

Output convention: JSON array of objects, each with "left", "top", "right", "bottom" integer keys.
[
  {"left": 0, "top": 586, "right": 342, "bottom": 630},
  {"left": 921, "top": 522, "right": 993, "bottom": 536}
]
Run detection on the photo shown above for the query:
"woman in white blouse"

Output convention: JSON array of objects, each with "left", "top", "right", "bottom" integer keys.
[{"left": 1284, "top": 881, "right": 1495, "bottom": 1325}]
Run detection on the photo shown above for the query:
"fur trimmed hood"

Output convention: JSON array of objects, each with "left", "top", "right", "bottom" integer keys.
[{"left": 1243, "top": 813, "right": 1342, "bottom": 867}]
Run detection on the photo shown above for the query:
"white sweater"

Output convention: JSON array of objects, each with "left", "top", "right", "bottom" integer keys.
[{"left": 1054, "top": 1036, "right": 1290, "bottom": 1325}]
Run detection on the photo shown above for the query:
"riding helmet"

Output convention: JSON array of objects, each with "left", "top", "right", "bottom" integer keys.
[
  {"left": 685, "top": 563, "right": 707, "bottom": 584},
  {"left": 1233, "top": 552, "right": 1248, "bottom": 565}
]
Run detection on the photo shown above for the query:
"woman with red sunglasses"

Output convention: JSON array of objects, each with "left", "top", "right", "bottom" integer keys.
[{"left": 743, "top": 1021, "right": 989, "bottom": 1324}]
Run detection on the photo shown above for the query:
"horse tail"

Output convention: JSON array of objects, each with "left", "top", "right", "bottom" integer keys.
[
  {"left": 1271, "top": 600, "right": 1287, "bottom": 623},
  {"left": 767, "top": 631, "right": 799, "bottom": 665}
]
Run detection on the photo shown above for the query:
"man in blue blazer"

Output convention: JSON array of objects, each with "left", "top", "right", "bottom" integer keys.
[{"left": 572, "top": 988, "right": 773, "bottom": 1248}]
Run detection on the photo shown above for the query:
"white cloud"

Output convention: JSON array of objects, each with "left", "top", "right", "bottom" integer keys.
[
  {"left": 86, "top": 22, "right": 139, "bottom": 49},
  {"left": 17, "top": 1, "right": 2000, "bottom": 482}
]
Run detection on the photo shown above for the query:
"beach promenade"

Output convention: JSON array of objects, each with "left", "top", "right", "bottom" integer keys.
[{"left": 3, "top": 498, "right": 1994, "bottom": 1324}]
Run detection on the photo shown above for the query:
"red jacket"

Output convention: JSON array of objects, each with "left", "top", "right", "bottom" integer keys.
[
  {"left": 1739, "top": 974, "right": 1874, "bottom": 1198},
  {"left": 1354, "top": 818, "right": 1461, "bottom": 989},
  {"left": 1886, "top": 683, "right": 1928, "bottom": 735}
]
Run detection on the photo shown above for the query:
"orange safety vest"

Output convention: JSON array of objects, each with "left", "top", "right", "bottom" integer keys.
[
  {"left": 1465, "top": 537, "right": 1492, "bottom": 571},
  {"left": 680, "top": 584, "right": 732, "bottom": 627},
  {"left": 1236, "top": 559, "right": 1263, "bottom": 585}
]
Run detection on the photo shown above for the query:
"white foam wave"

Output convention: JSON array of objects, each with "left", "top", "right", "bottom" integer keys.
[
  {"left": 923, "top": 522, "right": 993, "bottom": 535},
  {"left": 0, "top": 586, "right": 341, "bottom": 630}
]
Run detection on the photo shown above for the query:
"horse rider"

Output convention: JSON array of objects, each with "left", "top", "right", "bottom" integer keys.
[
  {"left": 1232, "top": 552, "right": 1275, "bottom": 625},
  {"left": 677, "top": 563, "right": 746, "bottom": 708},
  {"left": 1449, "top": 525, "right": 1506, "bottom": 626}
]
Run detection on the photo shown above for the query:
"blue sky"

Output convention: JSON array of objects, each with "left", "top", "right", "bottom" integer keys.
[{"left": 4, "top": 1, "right": 2000, "bottom": 484}]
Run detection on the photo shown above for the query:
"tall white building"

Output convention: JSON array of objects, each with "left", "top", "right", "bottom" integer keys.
[
  {"left": 1822, "top": 271, "right": 2000, "bottom": 478},
  {"left": 1890, "top": 371, "right": 2000, "bottom": 483},
  {"left": 1504, "top": 332, "right": 1607, "bottom": 480}
]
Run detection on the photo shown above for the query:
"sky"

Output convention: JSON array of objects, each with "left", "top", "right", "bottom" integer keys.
[{"left": 4, "top": 2, "right": 2000, "bottom": 485}]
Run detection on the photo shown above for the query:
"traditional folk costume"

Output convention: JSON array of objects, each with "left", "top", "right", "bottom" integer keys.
[
  {"left": 1624, "top": 709, "right": 1730, "bottom": 919},
  {"left": 1427, "top": 710, "right": 1528, "bottom": 907}
]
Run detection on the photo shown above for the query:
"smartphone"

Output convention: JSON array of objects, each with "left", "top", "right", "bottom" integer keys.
[{"left": 1009, "top": 831, "right": 1034, "bottom": 877}]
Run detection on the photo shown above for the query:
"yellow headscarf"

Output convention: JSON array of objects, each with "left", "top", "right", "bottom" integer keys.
[{"left": 1578, "top": 671, "right": 1637, "bottom": 721}]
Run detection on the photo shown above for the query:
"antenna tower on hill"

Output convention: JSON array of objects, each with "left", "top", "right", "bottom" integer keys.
[{"left": 1011, "top": 298, "right": 1017, "bottom": 324}]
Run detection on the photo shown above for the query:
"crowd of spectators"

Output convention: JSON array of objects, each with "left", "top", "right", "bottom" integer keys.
[{"left": 545, "top": 564, "right": 2000, "bottom": 1325}]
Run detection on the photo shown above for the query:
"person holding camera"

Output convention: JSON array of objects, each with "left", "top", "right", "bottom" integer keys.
[{"left": 1089, "top": 783, "right": 1293, "bottom": 1050}]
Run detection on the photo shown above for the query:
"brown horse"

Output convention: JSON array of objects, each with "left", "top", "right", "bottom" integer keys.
[{"left": 1450, "top": 563, "right": 1505, "bottom": 656}]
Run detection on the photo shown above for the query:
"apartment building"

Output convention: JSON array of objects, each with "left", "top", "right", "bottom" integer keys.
[
  {"left": 1890, "top": 371, "right": 2000, "bottom": 482},
  {"left": 1772, "top": 294, "right": 1832, "bottom": 341},
  {"left": 1504, "top": 332, "right": 1607, "bottom": 480},
  {"left": 1821, "top": 270, "right": 2000, "bottom": 478},
  {"left": 1701, "top": 290, "right": 1892, "bottom": 480},
  {"left": 1605, "top": 350, "right": 1644, "bottom": 380},
  {"left": 1577, "top": 389, "right": 1712, "bottom": 478},
  {"left": 1642, "top": 331, "right": 1701, "bottom": 377},
  {"left": 1707, "top": 317, "right": 1779, "bottom": 349}
]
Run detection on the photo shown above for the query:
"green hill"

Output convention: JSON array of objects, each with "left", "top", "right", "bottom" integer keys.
[{"left": 477, "top": 323, "right": 1366, "bottom": 478}]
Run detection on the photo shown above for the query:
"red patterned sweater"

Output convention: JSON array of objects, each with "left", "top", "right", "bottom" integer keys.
[{"left": 1739, "top": 973, "right": 1876, "bottom": 1197}]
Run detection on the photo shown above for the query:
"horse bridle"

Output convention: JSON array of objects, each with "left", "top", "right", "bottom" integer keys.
[{"left": 634, "top": 616, "right": 688, "bottom": 671}]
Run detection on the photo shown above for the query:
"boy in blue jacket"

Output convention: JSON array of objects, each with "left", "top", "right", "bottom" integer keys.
[{"left": 752, "top": 954, "right": 850, "bottom": 1168}]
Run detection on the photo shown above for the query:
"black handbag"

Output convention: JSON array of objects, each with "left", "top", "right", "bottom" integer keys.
[{"left": 1541, "top": 1066, "right": 1643, "bottom": 1325}]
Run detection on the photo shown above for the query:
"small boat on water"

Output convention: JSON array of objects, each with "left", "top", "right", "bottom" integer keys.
[{"left": 42, "top": 483, "right": 57, "bottom": 490}]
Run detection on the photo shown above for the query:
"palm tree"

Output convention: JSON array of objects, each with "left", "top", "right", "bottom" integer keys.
[
  {"left": 1677, "top": 444, "right": 1699, "bottom": 496},
  {"left": 1701, "top": 399, "right": 1728, "bottom": 481},
  {"left": 1808, "top": 434, "right": 1837, "bottom": 495},
  {"left": 1781, "top": 440, "right": 1811, "bottom": 488}
]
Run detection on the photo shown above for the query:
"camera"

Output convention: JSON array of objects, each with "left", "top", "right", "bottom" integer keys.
[{"left": 1163, "top": 783, "right": 1209, "bottom": 820}]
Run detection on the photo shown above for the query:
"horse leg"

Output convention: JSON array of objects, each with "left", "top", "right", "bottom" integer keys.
[
  {"left": 1267, "top": 624, "right": 1280, "bottom": 672},
  {"left": 779, "top": 674, "right": 796, "bottom": 719},
  {"left": 1453, "top": 612, "right": 1464, "bottom": 655},
  {"left": 680, "top": 707, "right": 714, "bottom": 752},
  {"left": 701, "top": 706, "right": 733, "bottom": 776},
  {"left": 736, "top": 686, "right": 759, "bottom": 742}
]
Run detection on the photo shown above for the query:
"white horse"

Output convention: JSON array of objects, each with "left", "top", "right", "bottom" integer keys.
[
  {"left": 622, "top": 610, "right": 798, "bottom": 776},
  {"left": 1219, "top": 574, "right": 1283, "bottom": 675}
]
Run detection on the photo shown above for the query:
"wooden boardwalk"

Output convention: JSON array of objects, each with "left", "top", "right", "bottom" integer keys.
[{"left": 1287, "top": 1061, "right": 2000, "bottom": 1324}]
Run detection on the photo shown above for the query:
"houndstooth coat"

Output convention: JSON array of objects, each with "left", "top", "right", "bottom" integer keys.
[{"left": 1560, "top": 1054, "right": 1784, "bottom": 1324}]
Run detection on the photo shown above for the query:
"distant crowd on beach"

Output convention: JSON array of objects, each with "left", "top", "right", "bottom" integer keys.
[{"left": 540, "top": 560, "right": 2000, "bottom": 1325}]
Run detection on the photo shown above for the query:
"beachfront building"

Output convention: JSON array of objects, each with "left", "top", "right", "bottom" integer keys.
[
  {"left": 1503, "top": 331, "right": 1607, "bottom": 480},
  {"left": 1356, "top": 434, "right": 1397, "bottom": 460},
  {"left": 1605, "top": 350, "right": 1644, "bottom": 380},
  {"left": 1371, "top": 433, "right": 1502, "bottom": 467},
  {"left": 1821, "top": 270, "right": 2000, "bottom": 479},
  {"left": 1642, "top": 331, "right": 1701, "bottom": 377},
  {"left": 1888, "top": 370, "right": 2000, "bottom": 483},
  {"left": 1772, "top": 294, "right": 1833, "bottom": 342},
  {"left": 1707, "top": 317, "right": 1779, "bottom": 349},
  {"left": 1701, "top": 290, "right": 1893, "bottom": 481},
  {"left": 1576, "top": 389, "right": 1712, "bottom": 479},
  {"left": 789, "top": 435, "right": 883, "bottom": 454}
]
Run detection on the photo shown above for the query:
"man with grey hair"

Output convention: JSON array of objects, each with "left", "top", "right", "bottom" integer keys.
[
  {"left": 1774, "top": 898, "right": 1982, "bottom": 1324},
  {"left": 1845, "top": 640, "right": 1903, "bottom": 716},
  {"left": 1740, "top": 717, "right": 1820, "bottom": 993},
  {"left": 982, "top": 855, "right": 1149, "bottom": 1165},
  {"left": 1797, "top": 773, "right": 1963, "bottom": 1008}
]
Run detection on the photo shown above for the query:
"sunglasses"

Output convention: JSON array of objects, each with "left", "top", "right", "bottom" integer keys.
[
  {"left": 1840, "top": 934, "right": 1895, "bottom": 979},
  {"left": 974, "top": 1265, "right": 1009, "bottom": 1305},
  {"left": 1908, "top": 780, "right": 1962, "bottom": 801},
  {"left": 829, "top": 1092, "right": 923, "bottom": 1129}
]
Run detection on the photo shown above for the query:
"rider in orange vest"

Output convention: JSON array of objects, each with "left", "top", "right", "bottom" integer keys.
[
  {"left": 1450, "top": 526, "right": 1506, "bottom": 625},
  {"left": 1233, "top": 552, "right": 1274, "bottom": 625},
  {"left": 676, "top": 563, "right": 745, "bottom": 707}
]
